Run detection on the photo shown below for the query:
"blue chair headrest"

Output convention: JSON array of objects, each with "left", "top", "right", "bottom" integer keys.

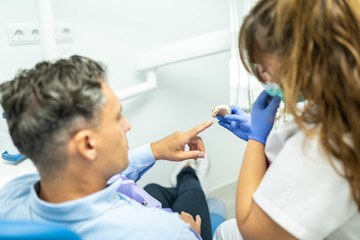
[{"left": 0, "top": 220, "right": 81, "bottom": 240}]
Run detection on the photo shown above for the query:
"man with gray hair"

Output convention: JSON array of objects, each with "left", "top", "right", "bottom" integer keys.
[{"left": 0, "top": 55, "right": 212, "bottom": 239}]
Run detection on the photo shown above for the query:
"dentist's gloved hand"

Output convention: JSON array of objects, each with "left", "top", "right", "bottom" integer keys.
[
  {"left": 217, "top": 105, "right": 251, "bottom": 141},
  {"left": 248, "top": 90, "right": 281, "bottom": 144}
]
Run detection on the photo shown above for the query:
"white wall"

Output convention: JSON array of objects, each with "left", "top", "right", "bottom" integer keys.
[{"left": 0, "top": 0, "right": 252, "bottom": 191}]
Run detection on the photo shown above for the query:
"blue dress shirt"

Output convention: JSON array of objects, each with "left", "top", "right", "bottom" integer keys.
[{"left": 0, "top": 144, "right": 198, "bottom": 239}]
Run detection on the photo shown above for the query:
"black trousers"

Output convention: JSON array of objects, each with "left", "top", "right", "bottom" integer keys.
[{"left": 144, "top": 167, "right": 212, "bottom": 240}]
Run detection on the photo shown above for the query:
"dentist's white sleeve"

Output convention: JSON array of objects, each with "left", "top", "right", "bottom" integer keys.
[{"left": 253, "top": 121, "right": 360, "bottom": 240}]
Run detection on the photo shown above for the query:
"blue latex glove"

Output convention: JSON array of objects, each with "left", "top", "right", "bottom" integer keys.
[
  {"left": 217, "top": 105, "right": 251, "bottom": 141},
  {"left": 248, "top": 90, "right": 281, "bottom": 144}
]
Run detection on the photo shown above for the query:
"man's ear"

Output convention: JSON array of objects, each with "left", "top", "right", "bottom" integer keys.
[{"left": 72, "top": 130, "right": 97, "bottom": 161}]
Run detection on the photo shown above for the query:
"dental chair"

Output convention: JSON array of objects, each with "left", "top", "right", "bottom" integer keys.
[{"left": 0, "top": 220, "right": 81, "bottom": 240}]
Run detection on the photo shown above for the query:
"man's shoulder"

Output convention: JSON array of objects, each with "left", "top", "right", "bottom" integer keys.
[
  {"left": 0, "top": 173, "right": 39, "bottom": 200},
  {"left": 106, "top": 200, "right": 185, "bottom": 227},
  {"left": 90, "top": 201, "right": 197, "bottom": 239},
  {"left": 0, "top": 173, "right": 39, "bottom": 218},
  {"left": 1, "top": 173, "right": 39, "bottom": 190}
]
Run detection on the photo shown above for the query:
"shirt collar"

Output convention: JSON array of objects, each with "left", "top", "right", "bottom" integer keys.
[{"left": 29, "top": 177, "right": 124, "bottom": 222}]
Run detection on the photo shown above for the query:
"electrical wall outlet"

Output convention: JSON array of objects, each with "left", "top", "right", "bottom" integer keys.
[
  {"left": 7, "top": 22, "right": 74, "bottom": 46},
  {"left": 8, "top": 23, "right": 40, "bottom": 45},
  {"left": 55, "top": 23, "right": 74, "bottom": 43}
]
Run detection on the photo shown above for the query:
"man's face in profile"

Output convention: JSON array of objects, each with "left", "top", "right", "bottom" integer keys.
[{"left": 92, "top": 82, "right": 131, "bottom": 179}]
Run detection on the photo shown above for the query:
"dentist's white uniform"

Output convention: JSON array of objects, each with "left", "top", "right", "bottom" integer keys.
[{"left": 214, "top": 120, "right": 360, "bottom": 240}]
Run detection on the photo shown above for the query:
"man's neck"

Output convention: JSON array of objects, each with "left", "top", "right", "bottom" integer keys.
[{"left": 38, "top": 173, "right": 107, "bottom": 203}]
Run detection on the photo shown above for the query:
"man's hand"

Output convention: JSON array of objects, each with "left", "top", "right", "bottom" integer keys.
[
  {"left": 150, "top": 120, "right": 213, "bottom": 161},
  {"left": 180, "top": 211, "right": 201, "bottom": 236}
]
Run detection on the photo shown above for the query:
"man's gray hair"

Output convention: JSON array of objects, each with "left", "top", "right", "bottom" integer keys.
[{"left": 0, "top": 55, "right": 107, "bottom": 174}]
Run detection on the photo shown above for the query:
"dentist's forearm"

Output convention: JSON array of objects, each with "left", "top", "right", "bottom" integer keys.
[{"left": 236, "top": 140, "right": 267, "bottom": 227}]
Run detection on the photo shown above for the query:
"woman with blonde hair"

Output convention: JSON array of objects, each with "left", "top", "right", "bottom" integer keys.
[{"left": 215, "top": 0, "right": 360, "bottom": 239}]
